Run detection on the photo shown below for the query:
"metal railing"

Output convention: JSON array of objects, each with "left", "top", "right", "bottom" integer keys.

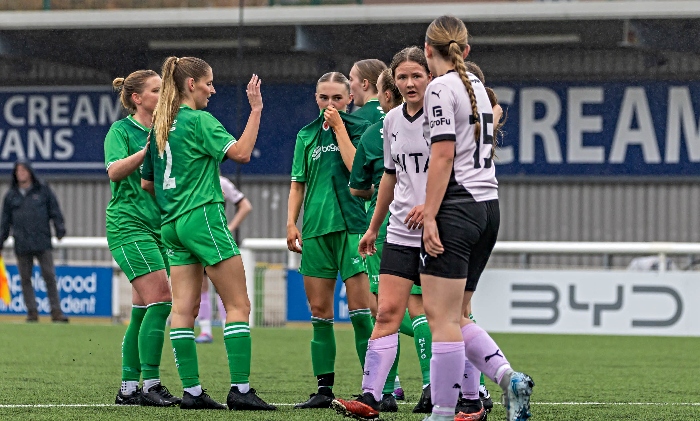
[
  {"left": 240, "top": 238, "right": 700, "bottom": 274},
  {"left": 5, "top": 237, "right": 699, "bottom": 325}
]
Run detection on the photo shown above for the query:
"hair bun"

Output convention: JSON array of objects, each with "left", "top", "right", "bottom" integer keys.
[{"left": 112, "top": 77, "right": 125, "bottom": 92}]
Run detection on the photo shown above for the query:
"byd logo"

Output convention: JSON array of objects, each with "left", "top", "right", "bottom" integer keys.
[{"left": 510, "top": 284, "right": 683, "bottom": 328}]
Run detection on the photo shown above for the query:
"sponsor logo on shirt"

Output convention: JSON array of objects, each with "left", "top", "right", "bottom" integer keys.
[
  {"left": 312, "top": 144, "right": 340, "bottom": 161},
  {"left": 430, "top": 117, "right": 451, "bottom": 128}
]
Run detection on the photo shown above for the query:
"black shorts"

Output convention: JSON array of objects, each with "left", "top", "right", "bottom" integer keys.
[
  {"left": 379, "top": 242, "right": 421, "bottom": 285},
  {"left": 419, "top": 199, "right": 499, "bottom": 291}
]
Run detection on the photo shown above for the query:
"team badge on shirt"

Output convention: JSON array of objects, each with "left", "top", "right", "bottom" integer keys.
[{"left": 322, "top": 121, "right": 330, "bottom": 131}]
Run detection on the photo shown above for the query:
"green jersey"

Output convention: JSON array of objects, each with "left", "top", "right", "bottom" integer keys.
[
  {"left": 142, "top": 105, "right": 236, "bottom": 225},
  {"left": 348, "top": 120, "right": 388, "bottom": 241},
  {"left": 353, "top": 99, "right": 385, "bottom": 125},
  {"left": 104, "top": 116, "right": 161, "bottom": 249},
  {"left": 291, "top": 111, "right": 370, "bottom": 239}
]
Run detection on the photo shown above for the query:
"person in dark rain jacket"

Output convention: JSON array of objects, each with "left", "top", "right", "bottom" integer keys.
[{"left": 0, "top": 160, "right": 68, "bottom": 323}]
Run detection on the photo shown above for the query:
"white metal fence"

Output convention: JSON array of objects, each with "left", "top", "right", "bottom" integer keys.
[{"left": 5, "top": 237, "right": 700, "bottom": 326}]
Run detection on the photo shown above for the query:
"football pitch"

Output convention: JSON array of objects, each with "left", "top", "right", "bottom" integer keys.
[{"left": 0, "top": 322, "right": 698, "bottom": 420}]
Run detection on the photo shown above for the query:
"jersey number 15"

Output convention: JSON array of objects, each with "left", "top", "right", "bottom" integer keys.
[{"left": 470, "top": 112, "right": 494, "bottom": 169}]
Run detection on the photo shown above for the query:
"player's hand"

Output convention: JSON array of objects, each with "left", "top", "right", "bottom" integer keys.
[
  {"left": 323, "top": 106, "right": 343, "bottom": 131},
  {"left": 422, "top": 218, "right": 443, "bottom": 257},
  {"left": 247, "top": 74, "right": 263, "bottom": 112},
  {"left": 287, "top": 225, "right": 302, "bottom": 254},
  {"left": 358, "top": 229, "right": 377, "bottom": 258},
  {"left": 404, "top": 204, "right": 425, "bottom": 230}
]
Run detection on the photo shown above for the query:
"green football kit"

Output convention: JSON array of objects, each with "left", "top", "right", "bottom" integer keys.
[
  {"left": 104, "top": 115, "right": 171, "bottom": 389},
  {"left": 291, "top": 109, "right": 374, "bottom": 391},
  {"left": 104, "top": 116, "right": 168, "bottom": 281},
  {"left": 142, "top": 105, "right": 239, "bottom": 268},
  {"left": 352, "top": 98, "right": 385, "bottom": 125},
  {"left": 142, "top": 104, "right": 252, "bottom": 392},
  {"left": 291, "top": 110, "right": 370, "bottom": 281}
]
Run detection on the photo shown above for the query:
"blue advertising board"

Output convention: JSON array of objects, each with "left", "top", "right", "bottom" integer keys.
[
  {"left": 492, "top": 82, "right": 700, "bottom": 176},
  {"left": 0, "top": 84, "right": 319, "bottom": 176},
  {"left": 0, "top": 264, "right": 113, "bottom": 317},
  {"left": 3, "top": 82, "right": 700, "bottom": 177},
  {"left": 287, "top": 269, "right": 350, "bottom": 322}
]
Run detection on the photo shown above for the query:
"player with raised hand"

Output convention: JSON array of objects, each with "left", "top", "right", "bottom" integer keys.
[
  {"left": 287, "top": 72, "right": 373, "bottom": 409},
  {"left": 332, "top": 47, "right": 437, "bottom": 420},
  {"left": 141, "top": 56, "right": 275, "bottom": 411},
  {"left": 420, "top": 16, "right": 533, "bottom": 421},
  {"left": 349, "top": 59, "right": 387, "bottom": 124},
  {"left": 104, "top": 70, "right": 180, "bottom": 408}
]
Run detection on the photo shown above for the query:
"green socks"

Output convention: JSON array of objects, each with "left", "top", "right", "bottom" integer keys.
[
  {"left": 170, "top": 328, "right": 200, "bottom": 388},
  {"left": 224, "top": 322, "right": 252, "bottom": 384},
  {"left": 349, "top": 309, "right": 373, "bottom": 368},
  {"left": 399, "top": 310, "right": 414, "bottom": 337},
  {"left": 412, "top": 314, "right": 432, "bottom": 386},
  {"left": 311, "top": 317, "right": 336, "bottom": 377},
  {"left": 139, "top": 302, "right": 171, "bottom": 381},
  {"left": 122, "top": 305, "right": 147, "bottom": 382}
]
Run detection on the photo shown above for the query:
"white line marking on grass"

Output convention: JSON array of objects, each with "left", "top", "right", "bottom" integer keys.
[
  {"left": 0, "top": 404, "right": 117, "bottom": 408},
  {"left": 0, "top": 402, "right": 698, "bottom": 409}
]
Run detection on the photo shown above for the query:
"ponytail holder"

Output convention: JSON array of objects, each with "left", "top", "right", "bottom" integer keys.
[{"left": 449, "top": 40, "right": 458, "bottom": 46}]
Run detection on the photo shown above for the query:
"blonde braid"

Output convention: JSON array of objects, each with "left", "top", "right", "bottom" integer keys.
[
  {"left": 448, "top": 43, "right": 480, "bottom": 145},
  {"left": 153, "top": 57, "right": 180, "bottom": 155}
]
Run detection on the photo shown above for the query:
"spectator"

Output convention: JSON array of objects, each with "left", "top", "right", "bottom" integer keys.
[{"left": 0, "top": 160, "right": 68, "bottom": 323}]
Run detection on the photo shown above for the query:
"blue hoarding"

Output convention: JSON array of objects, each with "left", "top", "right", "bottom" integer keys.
[
  {"left": 2, "top": 82, "right": 700, "bottom": 177},
  {"left": 492, "top": 82, "right": 700, "bottom": 176},
  {"left": 287, "top": 269, "right": 350, "bottom": 323},
  {"left": 0, "top": 264, "right": 113, "bottom": 317}
]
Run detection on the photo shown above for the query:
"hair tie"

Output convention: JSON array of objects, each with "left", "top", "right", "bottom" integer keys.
[{"left": 449, "top": 40, "right": 458, "bottom": 46}]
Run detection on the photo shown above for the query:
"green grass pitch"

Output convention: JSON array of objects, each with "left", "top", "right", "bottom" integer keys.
[{"left": 0, "top": 322, "right": 698, "bottom": 420}]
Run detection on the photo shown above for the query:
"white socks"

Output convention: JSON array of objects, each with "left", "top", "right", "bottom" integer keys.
[
  {"left": 143, "top": 379, "right": 160, "bottom": 392},
  {"left": 232, "top": 383, "right": 250, "bottom": 393},
  {"left": 184, "top": 385, "right": 203, "bottom": 396},
  {"left": 121, "top": 381, "right": 138, "bottom": 394}
]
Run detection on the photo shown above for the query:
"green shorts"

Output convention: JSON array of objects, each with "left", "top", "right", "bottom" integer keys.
[
  {"left": 161, "top": 203, "right": 240, "bottom": 267},
  {"left": 111, "top": 239, "right": 169, "bottom": 282},
  {"left": 299, "top": 231, "right": 366, "bottom": 281}
]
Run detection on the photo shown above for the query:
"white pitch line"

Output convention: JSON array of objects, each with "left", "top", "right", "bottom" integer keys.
[{"left": 0, "top": 402, "right": 699, "bottom": 409}]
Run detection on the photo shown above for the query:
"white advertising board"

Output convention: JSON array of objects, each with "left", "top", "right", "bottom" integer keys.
[{"left": 471, "top": 270, "right": 700, "bottom": 336}]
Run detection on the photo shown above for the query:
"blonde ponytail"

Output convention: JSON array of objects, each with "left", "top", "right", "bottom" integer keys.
[
  {"left": 153, "top": 57, "right": 181, "bottom": 154},
  {"left": 152, "top": 56, "right": 212, "bottom": 155}
]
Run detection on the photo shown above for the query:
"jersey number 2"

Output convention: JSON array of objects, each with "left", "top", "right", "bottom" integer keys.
[
  {"left": 471, "top": 112, "right": 493, "bottom": 169},
  {"left": 163, "top": 142, "right": 176, "bottom": 190}
]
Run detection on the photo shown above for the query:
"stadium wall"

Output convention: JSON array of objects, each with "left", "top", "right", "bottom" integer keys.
[
  {"left": 0, "top": 44, "right": 698, "bottom": 268},
  {"left": 0, "top": 177, "right": 698, "bottom": 269}
]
